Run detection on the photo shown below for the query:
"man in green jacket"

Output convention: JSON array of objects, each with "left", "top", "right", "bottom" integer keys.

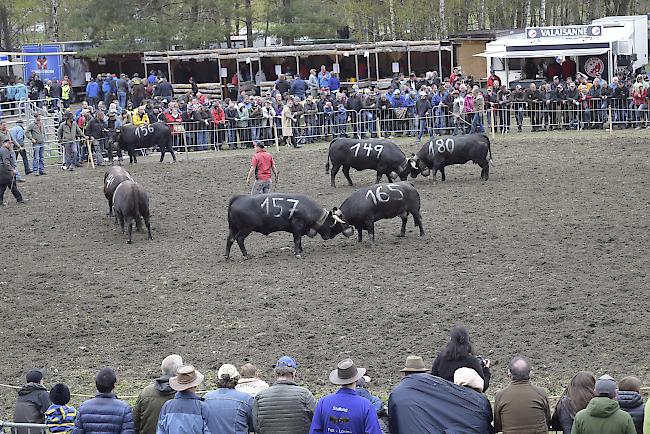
[
  {"left": 57, "top": 112, "right": 85, "bottom": 171},
  {"left": 133, "top": 354, "right": 183, "bottom": 434},
  {"left": 573, "top": 375, "right": 636, "bottom": 434}
]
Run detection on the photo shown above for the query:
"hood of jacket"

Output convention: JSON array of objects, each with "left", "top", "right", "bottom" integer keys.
[
  {"left": 154, "top": 375, "right": 175, "bottom": 394},
  {"left": 586, "top": 396, "right": 621, "bottom": 418},
  {"left": 18, "top": 383, "right": 47, "bottom": 397},
  {"left": 616, "top": 390, "right": 643, "bottom": 409}
]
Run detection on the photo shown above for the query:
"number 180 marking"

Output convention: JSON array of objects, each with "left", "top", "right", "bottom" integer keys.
[{"left": 429, "top": 138, "right": 455, "bottom": 154}]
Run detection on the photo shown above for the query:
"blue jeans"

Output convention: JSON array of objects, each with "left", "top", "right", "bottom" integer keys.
[
  {"left": 32, "top": 143, "right": 44, "bottom": 173},
  {"left": 417, "top": 117, "right": 431, "bottom": 140},
  {"left": 516, "top": 106, "right": 525, "bottom": 126},
  {"left": 364, "top": 111, "right": 376, "bottom": 135},
  {"left": 117, "top": 91, "right": 127, "bottom": 109},
  {"left": 470, "top": 113, "right": 485, "bottom": 133}
]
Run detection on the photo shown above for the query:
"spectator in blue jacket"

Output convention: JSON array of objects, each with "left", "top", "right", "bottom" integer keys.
[
  {"left": 328, "top": 73, "right": 340, "bottom": 93},
  {"left": 317, "top": 65, "right": 331, "bottom": 89},
  {"left": 290, "top": 77, "right": 308, "bottom": 100},
  {"left": 45, "top": 383, "right": 77, "bottom": 434},
  {"left": 157, "top": 365, "right": 211, "bottom": 434},
  {"left": 14, "top": 78, "right": 29, "bottom": 101},
  {"left": 102, "top": 76, "right": 114, "bottom": 106},
  {"left": 203, "top": 364, "right": 254, "bottom": 434},
  {"left": 309, "top": 359, "right": 381, "bottom": 434},
  {"left": 355, "top": 376, "right": 383, "bottom": 415},
  {"left": 86, "top": 78, "right": 100, "bottom": 108},
  {"left": 73, "top": 368, "right": 135, "bottom": 434}
]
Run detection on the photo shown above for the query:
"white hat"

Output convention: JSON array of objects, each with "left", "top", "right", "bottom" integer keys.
[
  {"left": 454, "top": 367, "right": 484, "bottom": 392},
  {"left": 394, "top": 89, "right": 401, "bottom": 94},
  {"left": 217, "top": 364, "right": 240, "bottom": 380}
]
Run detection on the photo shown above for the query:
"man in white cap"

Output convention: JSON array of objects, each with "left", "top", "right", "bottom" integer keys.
[
  {"left": 309, "top": 358, "right": 381, "bottom": 434},
  {"left": 203, "top": 363, "right": 254, "bottom": 434},
  {"left": 157, "top": 365, "right": 211, "bottom": 434}
]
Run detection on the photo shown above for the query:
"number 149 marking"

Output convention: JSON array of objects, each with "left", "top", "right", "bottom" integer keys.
[{"left": 351, "top": 143, "right": 384, "bottom": 158}]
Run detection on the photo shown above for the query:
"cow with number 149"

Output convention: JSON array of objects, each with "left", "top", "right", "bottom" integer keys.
[{"left": 326, "top": 138, "right": 413, "bottom": 187}]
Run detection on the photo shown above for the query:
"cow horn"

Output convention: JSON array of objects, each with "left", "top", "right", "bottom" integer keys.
[{"left": 332, "top": 214, "right": 347, "bottom": 225}]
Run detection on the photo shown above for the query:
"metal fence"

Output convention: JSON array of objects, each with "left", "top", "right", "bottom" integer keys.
[
  {"left": 8, "top": 96, "right": 649, "bottom": 171},
  {"left": 0, "top": 421, "right": 47, "bottom": 434}
]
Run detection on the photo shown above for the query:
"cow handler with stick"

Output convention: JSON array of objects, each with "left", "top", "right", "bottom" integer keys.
[{"left": 246, "top": 141, "right": 278, "bottom": 195}]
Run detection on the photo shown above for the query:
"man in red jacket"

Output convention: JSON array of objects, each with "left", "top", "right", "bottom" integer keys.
[{"left": 246, "top": 141, "right": 278, "bottom": 195}]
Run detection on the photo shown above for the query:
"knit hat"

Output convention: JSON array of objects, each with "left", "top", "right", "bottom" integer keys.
[
  {"left": 26, "top": 369, "right": 44, "bottom": 384},
  {"left": 50, "top": 384, "right": 71, "bottom": 405}
]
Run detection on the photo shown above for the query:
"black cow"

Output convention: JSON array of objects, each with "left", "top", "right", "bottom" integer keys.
[
  {"left": 226, "top": 193, "right": 353, "bottom": 259},
  {"left": 112, "top": 180, "right": 153, "bottom": 244},
  {"left": 108, "top": 122, "right": 176, "bottom": 164},
  {"left": 325, "top": 138, "right": 411, "bottom": 187},
  {"left": 410, "top": 133, "right": 492, "bottom": 181},
  {"left": 329, "top": 181, "right": 424, "bottom": 245},
  {"left": 103, "top": 166, "right": 134, "bottom": 216}
]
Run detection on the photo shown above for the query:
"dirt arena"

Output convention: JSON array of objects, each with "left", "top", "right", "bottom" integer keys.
[{"left": 1, "top": 130, "right": 649, "bottom": 416}]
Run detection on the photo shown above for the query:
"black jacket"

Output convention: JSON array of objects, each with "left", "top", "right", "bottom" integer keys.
[
  {"left": 415, "top": 98, "right": 432, "bottom": 117},
  {"left": 431, "top": 353, "right": 491, "bottom": 392},
  {"left": 616, "top": 391, "right": 645, "bottom": 434},
  {"left": 13, "top": 383, "right": 51, "bottom": 434}
]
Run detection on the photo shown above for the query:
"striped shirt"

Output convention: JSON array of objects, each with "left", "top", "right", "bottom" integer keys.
[{"left": 45, "top": 404, "right": 77, "bottom": 433}]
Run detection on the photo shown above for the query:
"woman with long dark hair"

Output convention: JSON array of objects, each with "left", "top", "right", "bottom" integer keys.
[
  {"left": 551, "top": 371, "right": 595, "bottom": 433},
  {"left": 430, "top": 325, "right": 491, "bottom": 392}
]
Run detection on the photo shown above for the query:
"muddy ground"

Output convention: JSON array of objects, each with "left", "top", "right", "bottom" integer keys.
[{"left": 1, "top": 130, "right": 649, "bottom": 416}]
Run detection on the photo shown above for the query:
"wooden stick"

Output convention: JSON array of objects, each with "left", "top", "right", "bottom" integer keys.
[
  {"left": 608, "top": 105, "right": 613, "bottom": 135},
  {"left": 86, "top": 138, "right": 95, "bottom": 168}
]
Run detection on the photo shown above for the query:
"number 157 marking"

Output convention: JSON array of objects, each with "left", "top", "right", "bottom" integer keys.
[{"left": 260, "top": 197, "right": 300, "bottom": 218}]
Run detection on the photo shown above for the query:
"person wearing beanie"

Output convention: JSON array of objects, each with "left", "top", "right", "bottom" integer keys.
[
  {"left": 13, "top": 369, "right": 51, "bottom": 434},
  {"left": 203, "top": 364, "right": 254, "bottom": 434},
  {"left": 45, "top": 383, "right": 77, "bottom": 433},
  {"left": 572, "top": 375, "right": 636, "bottom": 434}
]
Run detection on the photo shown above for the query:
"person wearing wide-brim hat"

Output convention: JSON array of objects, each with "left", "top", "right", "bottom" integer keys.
[
  {"left": 157, "top": 365, "right": 211, "bottom": 434},
  {"left": 309, "top": 359, "right": 382, "bottom": 434},
  {"left": 400, "top": 355, "right": 429, "bottom": 376}
]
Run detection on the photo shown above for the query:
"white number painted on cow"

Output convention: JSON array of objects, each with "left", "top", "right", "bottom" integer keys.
[
  {"left": 106, "top": 173, "right": 116, "bottom": 187},
  {"left": 365, "top": 184, "right": 404, "bottom": 205},
  {"left": 350, "top": 143, "right": 384, "bottom": 158},
  {"left": 260, "top": 197, "right": 300, "bottom": 218},
  {"left": 134, "top": 124, "right": 155, "bottom": 138},
  {"left": 429, "top": 138, "right": 455, "bottom": 154}
]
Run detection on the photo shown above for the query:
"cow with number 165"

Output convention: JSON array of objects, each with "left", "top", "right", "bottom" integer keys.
[{"left": 329, "top": 181, "right": 425, "bottom": 245}]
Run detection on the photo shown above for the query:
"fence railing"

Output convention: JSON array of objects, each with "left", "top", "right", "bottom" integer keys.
[
  {"left": 9, "top": 97, "right": 650, "bottom": 170},
  {"left": 0, "top": 420, "right": 47, "bottom": 434}
]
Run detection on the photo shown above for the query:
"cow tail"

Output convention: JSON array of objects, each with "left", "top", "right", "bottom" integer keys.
[
  {"left": 227, "top": 196, "right": 240, "bottom": 229},
  {"left": 486, "top": 134, "right": 493, "bottom": 164},
  {"left": 325, "top": 138, "right": 336, "bottom": 174}
]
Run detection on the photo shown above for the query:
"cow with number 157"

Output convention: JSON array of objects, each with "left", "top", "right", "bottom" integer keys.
[
  {"left": 329, "top": 181, "right": 425, "bottom": 245},
  {"left": 326, "top": 138, "right": 413, "bottom": 187}
]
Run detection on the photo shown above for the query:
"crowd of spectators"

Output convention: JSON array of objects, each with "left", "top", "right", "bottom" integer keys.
[
  {"left": 2, "top": 63, "right": 650, "bottom": 176},
  {"left": 7, "top": 325, "right": 648, "bottom": 434}
]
